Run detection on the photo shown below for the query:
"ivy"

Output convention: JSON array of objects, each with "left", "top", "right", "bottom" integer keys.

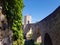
[{"left": 2, "top": 0, "right": 24, "bottom": 45}]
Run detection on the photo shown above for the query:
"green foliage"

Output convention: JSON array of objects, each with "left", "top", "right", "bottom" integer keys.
[
  {"left": 34, "top": 42, "right": 42, "bottom": 45},
  {"left": 2, "top": 0, "right": 24, "bottom": 45}
]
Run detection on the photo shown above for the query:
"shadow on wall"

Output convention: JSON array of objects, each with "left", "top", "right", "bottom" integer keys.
[{"left": 44, "top": 33, "right": 52, "bottom": 45}]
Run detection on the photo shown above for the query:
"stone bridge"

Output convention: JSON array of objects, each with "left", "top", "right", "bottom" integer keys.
[{"left": 24, "top": 6, "right": 60, "bottom": 45}]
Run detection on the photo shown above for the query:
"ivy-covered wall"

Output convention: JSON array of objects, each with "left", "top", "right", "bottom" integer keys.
[{"left": 2, "top": 0, "right": 24, "bottom": 45}]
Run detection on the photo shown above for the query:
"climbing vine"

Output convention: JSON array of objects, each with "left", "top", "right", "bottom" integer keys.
[{"left": 2, "top": 0, "right": 24, "bottom": 45}]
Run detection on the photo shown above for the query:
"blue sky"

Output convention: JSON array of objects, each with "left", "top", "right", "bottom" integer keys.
[{"left": 23, "top": 0, "right": 60, "bottom": 23}]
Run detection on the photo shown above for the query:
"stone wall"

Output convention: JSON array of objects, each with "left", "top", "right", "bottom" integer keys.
[
  {"left": 0, "top": 14, "right": 13, "bottom": 45},
  {"left": 39, "top": 6, "right": 60, "bottom": 45},
  {"left": 24, "top": 6, "right": 60, "bottom": 45}
]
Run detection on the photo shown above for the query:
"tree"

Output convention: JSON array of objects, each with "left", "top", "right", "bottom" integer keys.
[{"left": 2, "top": 0, "right": 24, "bottom": 45}]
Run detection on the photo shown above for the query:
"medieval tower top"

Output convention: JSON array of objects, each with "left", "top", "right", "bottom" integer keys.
[{"left": 24, "top": 14, "right": 32, "bottom": 25}]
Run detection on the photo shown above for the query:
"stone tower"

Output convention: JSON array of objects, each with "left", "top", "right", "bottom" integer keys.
[
  {"left": 24, "top": 15, "right": 32, "bottom": 25},
  {"left": 23, "top": 15, "right": 32, "bottom": 36},
  {"left": 24, "top": 15, "right": 32, "bottom": 29}
]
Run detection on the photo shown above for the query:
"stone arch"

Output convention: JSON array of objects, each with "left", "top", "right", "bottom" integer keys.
[
  {"left": 44, "top": 33, "right": 52, "bottom": 45},
  {"left": 36, "top": 27, "right": 42, "bottom": 43}
]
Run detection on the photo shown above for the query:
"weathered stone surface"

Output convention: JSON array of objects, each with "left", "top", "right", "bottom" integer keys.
[
  {"left": 24, "top": 6, "right": 60, "bottom": 45},
  {"left": 0, "top": 7, "right": 13, "bottom": 45}
]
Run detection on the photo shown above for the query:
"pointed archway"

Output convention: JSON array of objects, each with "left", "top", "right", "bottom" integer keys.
[{"left": 44, "top": 33, "right": 52, "bottom": 45}]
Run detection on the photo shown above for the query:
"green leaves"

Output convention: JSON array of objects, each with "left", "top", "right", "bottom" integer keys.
[{"left": 2, "top": 0, "right": 24, "bottom": 45}]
